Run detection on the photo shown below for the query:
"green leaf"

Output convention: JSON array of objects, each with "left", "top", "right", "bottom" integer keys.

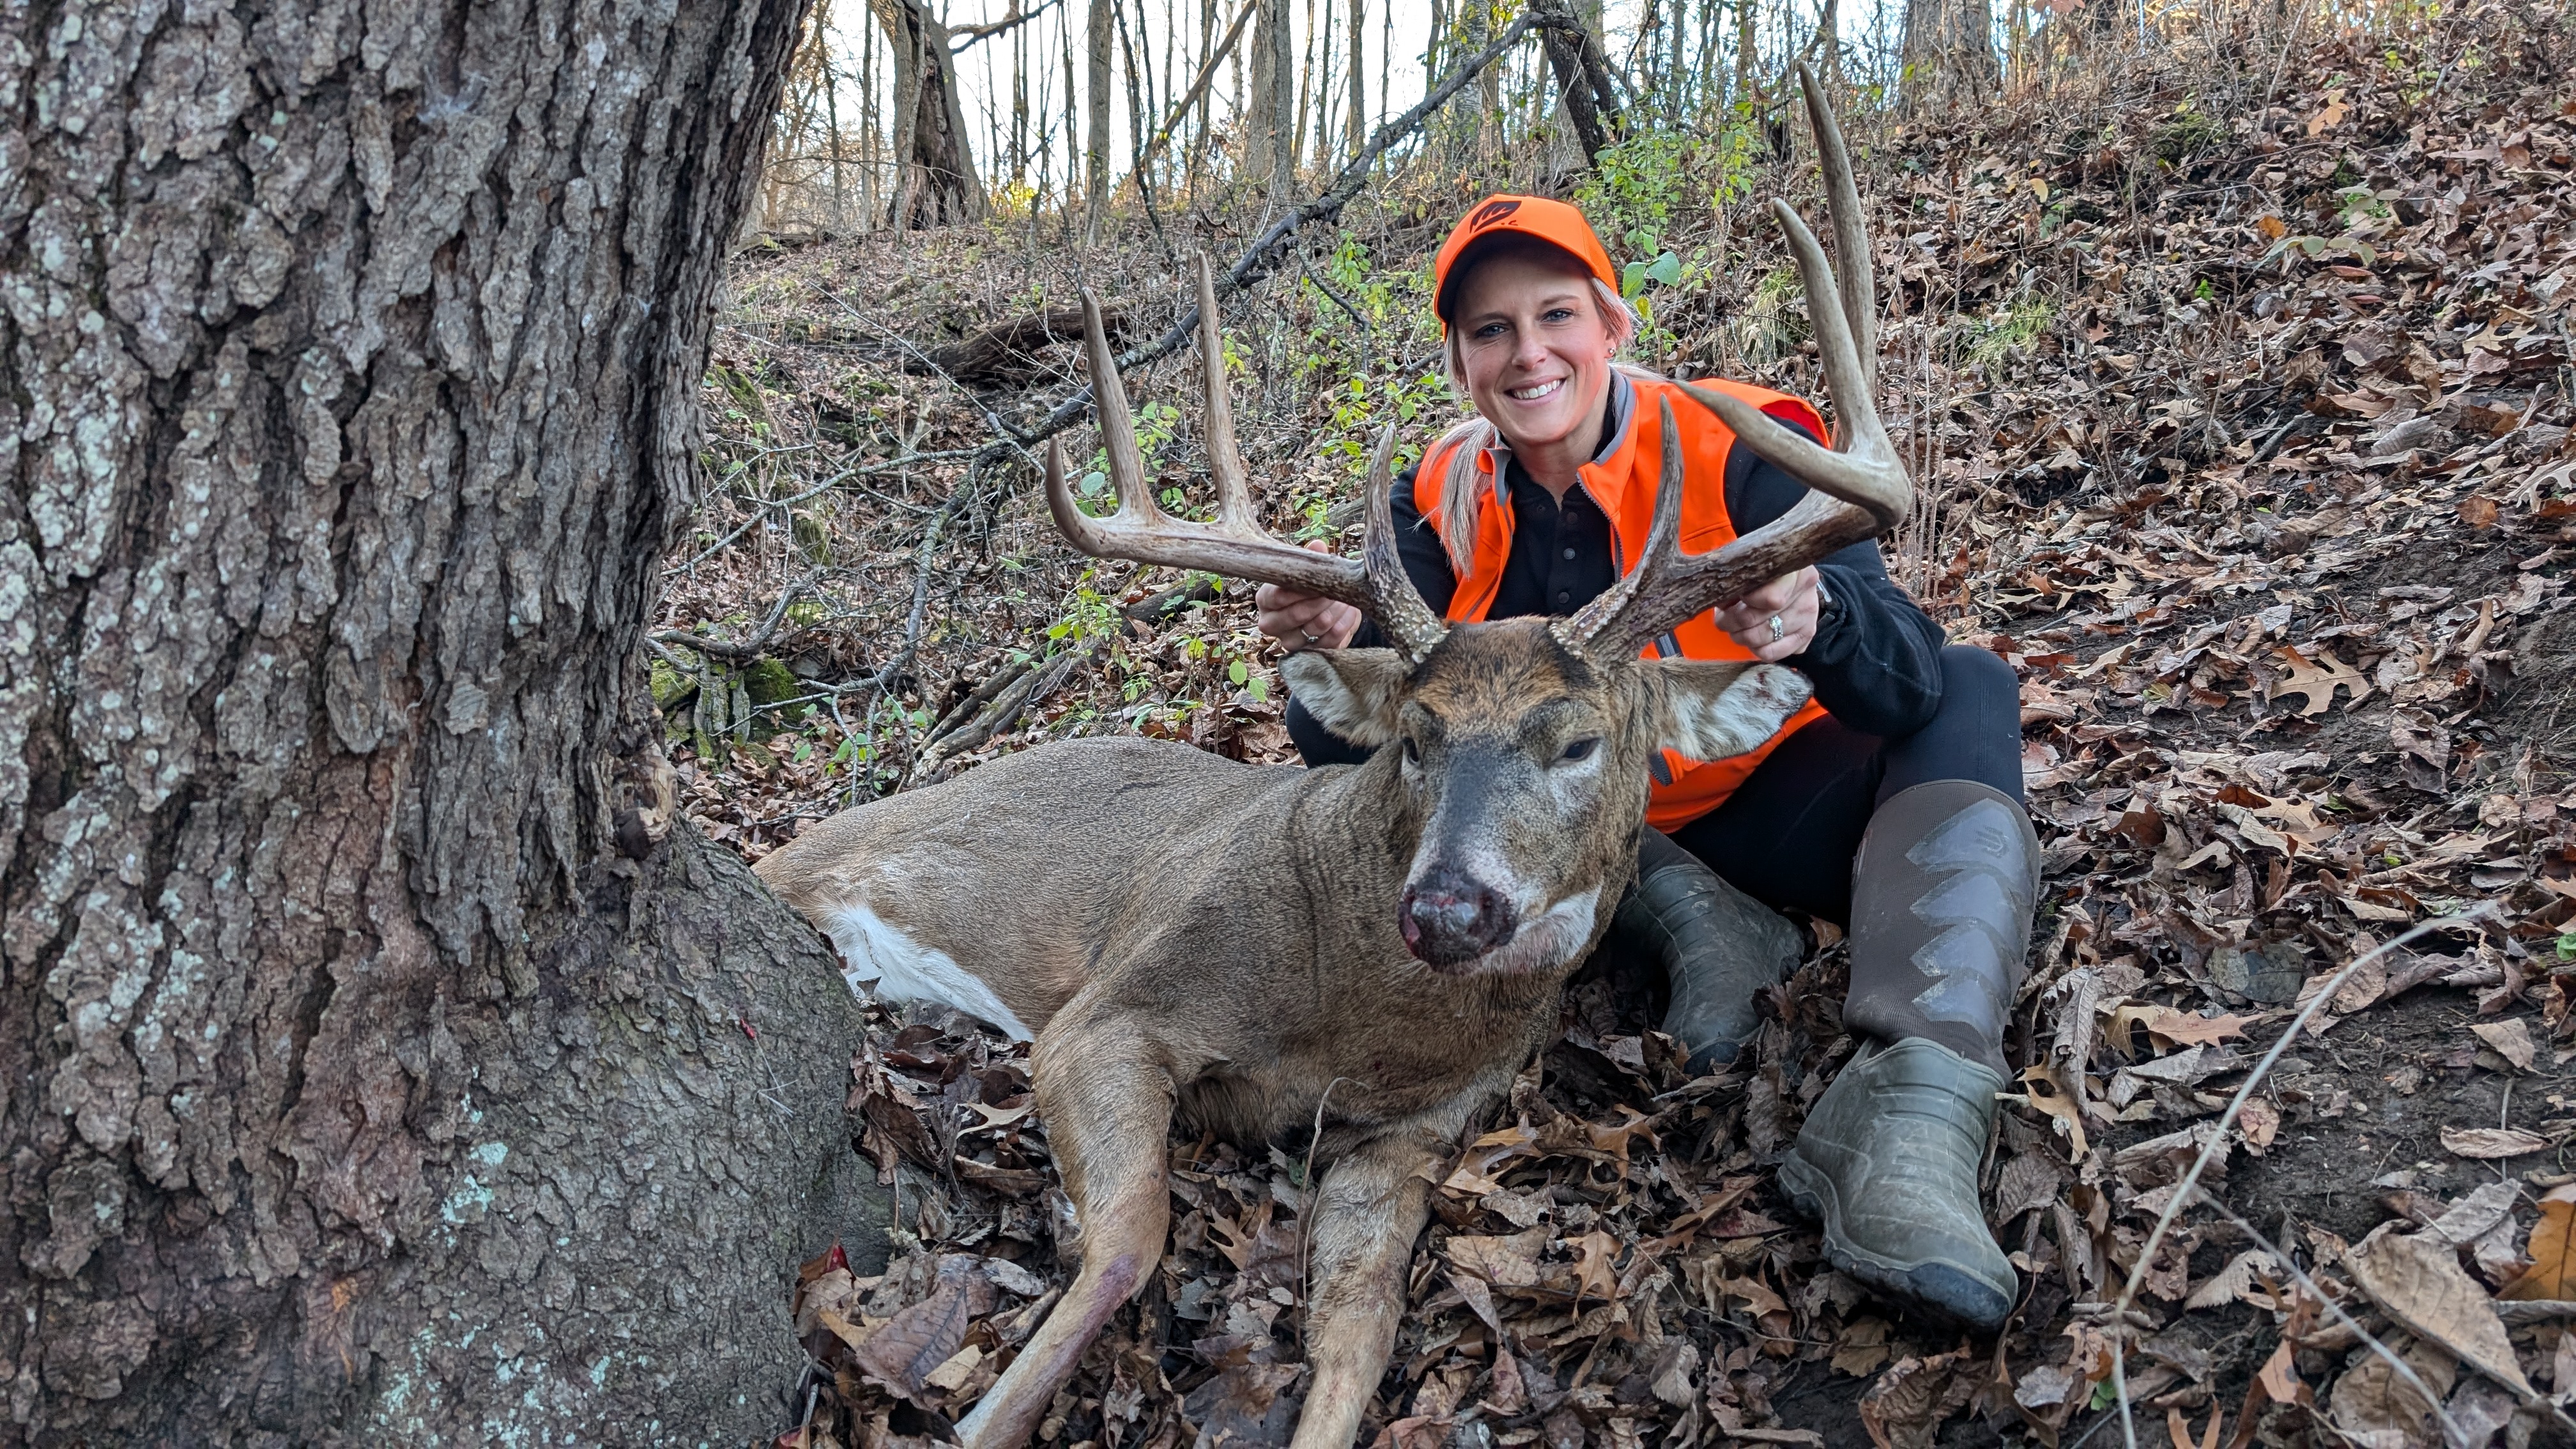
[
  {"left": 1078, "top": 470, "right": 1108, "bottom": 497},
  {"left": 1646, "top": 250, "right": 1682, "bottom": 286},
  {"left": 1620, "top": 260, "right": 1648, "bottom": 300},
  {"left": 1246, "top": 677, "right": 1269, "bottom": 703},
  {"left": 2557, "top": 932, "right": 2576, "bottom": 962},
  {"left": 1227, "top": 660, "right": 1250, "bottom": 686}
]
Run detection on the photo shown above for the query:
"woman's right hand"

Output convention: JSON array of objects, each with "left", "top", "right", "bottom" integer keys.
[{"left": 1255, "top": 542, "right": 1363, "bottom": 650}]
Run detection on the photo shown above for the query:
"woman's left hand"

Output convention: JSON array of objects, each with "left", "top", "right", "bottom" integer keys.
[{"left": 1712, "top": 567, "right": 1820, "bottom": 662}]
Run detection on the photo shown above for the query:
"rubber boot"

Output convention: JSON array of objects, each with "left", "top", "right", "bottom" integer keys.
[
  {"left": 1779, "top": 779, "right": 2040, "bottom": 1332},
  {"left": 1613, "top": 829, "right": 1803, "bottom": 1072}
]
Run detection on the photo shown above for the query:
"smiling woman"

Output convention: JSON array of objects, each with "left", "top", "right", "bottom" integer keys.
[{"left": 1255, "top": 172, "right": 2045, "bottom": 1334}]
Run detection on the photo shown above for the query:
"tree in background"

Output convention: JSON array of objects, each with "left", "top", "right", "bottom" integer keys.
[
  {"left": 1902, "top": 0, "right": 2003, "bottom": 108},
  {"left": 1, "top": 0, "right": 880, "bottom": 1438},
  {"left": 877, "top": 0, "right": 990, "bottom": 224}
]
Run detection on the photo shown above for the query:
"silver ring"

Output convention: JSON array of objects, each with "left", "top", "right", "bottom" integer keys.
[
  {"left": 1300, "top": 629, "right": 1322, "bottom": 646},
  {"left": 1767, "top": 614, "right": 1786, "bottom": 643}
]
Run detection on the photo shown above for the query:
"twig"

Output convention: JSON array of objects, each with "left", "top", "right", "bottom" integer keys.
[
  {"left": 1299, "top": 249, "right": 1376, "bottom": 378},
  {"left": 948, "top": 0, "right": 1061, "bottom": 52},
  {"left": 654, "top": 569, "right": 825, "bottom": 661},
  {"left": 2106, "top": 905, "right": 2503, "bottom": 1449},
  {"left": 2196, "top": 1195, "right": 2463, "bottom": 1445}
]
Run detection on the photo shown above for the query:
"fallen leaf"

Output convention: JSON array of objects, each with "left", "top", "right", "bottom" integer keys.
[
  {"left": 2016, "top": 1062, "right": 2089, "bottom": 1156},
  {"left": 2185, "top": 1248, "right": 2280, "bottom": 1310},
  {"left": 2325, "top": 1331, "right": 2456, "bottom": 1445},
  {"left": 1834, "top": 1317, "right": 1892, "bottom": 1377},
  {"left": 2442, "top": 1126, "right": 2551, "bottom": 1159},
  {"left": 2148, "top": 1008, "right": 2256, "bottom": 1047},
  {"left": 2269, "top": 645, "right": 2367, "bottom": 716},
  {"left": 2237, "top": 1100, "right": 2281, "bottom": 1153},
  {"left": 2346, "top": 1227, "right": 2533, "bottom": 1398},
  {"left": 2471, "top": 1018, "right": 2537, "bottom": 1071},
  {"left": 1446, "top": 1229, "right": 1547, "bottom": 1291},
  {"left": 2501, "top": 1185, "right": 2576, "bottom": 1300}
]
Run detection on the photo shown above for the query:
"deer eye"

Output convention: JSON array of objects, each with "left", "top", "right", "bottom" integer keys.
[
  {"left": 1558, "top": 737, "right": 1600, "bottom": 763},
  {"left": 1401, "top": 736, "right": 1422, "bottom": 765}
]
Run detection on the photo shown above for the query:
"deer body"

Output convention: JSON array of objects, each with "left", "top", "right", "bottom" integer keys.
[
  {"left": 758, "top": 72, "right": 1906, "bottom": 1449},
  {"left": 761, "top": 731, "right": 1569, "bottom": 1143}
]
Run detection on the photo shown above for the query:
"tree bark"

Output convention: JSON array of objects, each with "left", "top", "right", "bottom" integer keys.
[
  {"left": 875, "top": 0, "right": 988, "bottom": 226},
  {"left": 1901, "top": 0, "right": 2002, "bottom": 109},
  {"left": 1247, "top": 0, "right": 1294, "bottom": 192},
  {"left": 1537, "top": 0, "right": 1622, "bottom": 166},
  {"left": 1084, "top": 0, "right": 1114, "bottom": 238},
  {"left": 1, "top": 0, "right": 887, "bottom": 1441}
]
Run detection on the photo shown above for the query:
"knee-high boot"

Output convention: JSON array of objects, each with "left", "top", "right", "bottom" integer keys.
[
  {"left": 1777, "top": 779, "right": 2039, "bottom": 1331},
  {"left": 1612, "top": 829, "right": 1804, "bottom": 1072}
]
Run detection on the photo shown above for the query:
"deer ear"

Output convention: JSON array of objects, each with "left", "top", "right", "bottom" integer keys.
[
  {"left": 1642, "top": 659, "right": 1814, "bottom": 762},
  {"left": 1280, "top": 648, "right": 1409, "bottom": 746}
]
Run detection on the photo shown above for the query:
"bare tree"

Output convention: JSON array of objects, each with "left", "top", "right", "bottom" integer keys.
[
  {"left": 876, "top": 0, "right": 987, "bottom": 225},
  {"left": 1347, "top": 0, "right": 1367, "bottom": 157},
  {"left": 1, "top": 0, "right": 885, "bottom": 1439}
]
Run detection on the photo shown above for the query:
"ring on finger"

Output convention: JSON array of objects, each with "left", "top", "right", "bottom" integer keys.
[{"left": 1767, "top": 613, "right": 1785, "bottom": 644}]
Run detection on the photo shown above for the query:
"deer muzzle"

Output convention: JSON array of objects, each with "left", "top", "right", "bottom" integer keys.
[{"left": 1399, "top": 866, "right": 1521, "bottom": 970}]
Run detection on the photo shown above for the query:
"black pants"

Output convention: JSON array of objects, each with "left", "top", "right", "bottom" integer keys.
[{"left": 1286, "top": 645, "right": 2023, "bottom": 926}]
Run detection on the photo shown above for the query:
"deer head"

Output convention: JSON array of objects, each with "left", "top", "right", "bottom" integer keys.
[{"left": 1046, "top": 69, "right": 1906, "bottom": 975}]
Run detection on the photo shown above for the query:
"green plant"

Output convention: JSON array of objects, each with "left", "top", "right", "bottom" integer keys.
[{"left": 1963, "top": 296, "right": 2057, "bottom": 371}]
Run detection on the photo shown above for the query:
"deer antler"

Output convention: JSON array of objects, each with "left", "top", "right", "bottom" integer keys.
[
  {"left": 1045, "top": 254, "right": 1449, "bottom": 662},
  {"left": 1561, "top": 65, "right": 1912, "bottom": 662}
]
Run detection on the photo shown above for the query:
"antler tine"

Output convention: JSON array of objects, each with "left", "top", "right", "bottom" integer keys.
[
  {"left": 1798, "top": 63, "right": 1876, "bottom": 396},
  {"left": 1559, "top": 396, "right": 1690, "bottom": 654},
  {"left": 1360, "top": 424, "right": 1450, "bottom": 663},
  {"left": 1045, "top": 281, "right": 1437, "bottom": 629},
  {"left": 1561, "top": 79, "right": 1915, "bottom": 661},
  {"left": 1193, "top": 254, "right": 1259, "bottom": 535}
]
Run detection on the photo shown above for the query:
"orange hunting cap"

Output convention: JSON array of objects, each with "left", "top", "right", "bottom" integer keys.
[{"left": 1432, "top": 195, "right": 1618, "bottom": 328}]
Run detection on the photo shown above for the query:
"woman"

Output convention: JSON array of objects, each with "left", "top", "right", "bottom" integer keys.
[{"left": 1256, "top": 195, "right": 2038, "bottom": 1332}]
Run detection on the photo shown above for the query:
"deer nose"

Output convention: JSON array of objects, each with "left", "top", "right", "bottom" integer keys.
[{"left": 1400, "top": 868, "right": 1519, "bottom": 968}]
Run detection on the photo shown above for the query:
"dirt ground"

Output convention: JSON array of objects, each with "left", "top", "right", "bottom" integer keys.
[{"left": 668, "top": 7, "right": 2576, "bottom": 1445}]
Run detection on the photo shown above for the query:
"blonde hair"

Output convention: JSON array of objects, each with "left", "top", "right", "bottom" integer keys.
[{"left": 1426, "top": 275, "right": 1655, "bottom": 575}]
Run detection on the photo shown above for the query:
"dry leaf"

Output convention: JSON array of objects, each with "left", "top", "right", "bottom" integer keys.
[
  {"left": 1446, "top": 1229, "right": 1547, "bottom": 1290},
  {"left": 2501, "top": 1185, "right": 2576, "bottom": 1300},
  {"left": 2270, "top": 645, "right": 2367, "bottom": 716},
  {"left": 2017, "top": 1062, "right": 2089, "bottom": 1156},
  {"left": 2325, "top": 1331, "right": 2457, "bottom": 1446},
  {"left": 2346, "top": 1227, "right": 2533, "bottom": 1398},
  {"left": 2237, "top": 1100, "right": 2281, "bottom": 1153},
  {"left": 2471, "top": 1018, "right": 2537, "bottom": 1071},
  {"left": 2442, "top": 1126, "right": 2551, "bottom": 1159},
  {"left": 2185, "top": 1248, "right": 2280, "bottom": 1310}
]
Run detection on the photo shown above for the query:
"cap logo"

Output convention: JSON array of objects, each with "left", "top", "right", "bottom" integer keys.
[{"left": 1466, "top": 199, "right": 1521, "bottom": 233}]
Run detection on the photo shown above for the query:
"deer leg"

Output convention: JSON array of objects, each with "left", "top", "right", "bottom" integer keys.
[
  {"left": 1287, "top": 1124, "right": 1448, "bottom": 1449},
  {"left": 957, "top": 1030, "right": 1174, "bottom": 1449}
]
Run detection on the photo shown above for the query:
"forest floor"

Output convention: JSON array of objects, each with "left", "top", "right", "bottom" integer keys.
[{"left": 668, "top": 8, "right": 2576, "bottom": 1446}]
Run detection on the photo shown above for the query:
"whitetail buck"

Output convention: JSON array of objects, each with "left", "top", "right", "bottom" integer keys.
[{"left": 757, "top": 70, "right": 1906, "bottom": 1449}]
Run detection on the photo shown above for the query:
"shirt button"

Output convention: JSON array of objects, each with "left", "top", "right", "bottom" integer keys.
[
  {"left": 1556, "top": 590, "right": 1572, "bottom": 605},
  {"left": 1563, "top": 547, "right": 1577, "bottom": 561}
]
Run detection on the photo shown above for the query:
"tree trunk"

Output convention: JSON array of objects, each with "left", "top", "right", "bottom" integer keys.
[
  {"left": 1901, "top": 0, "right": 2001, "bottom": 110},
  {"left": 875, "top": 0, "right": 988, "bottom": 226},
  {"left": 1084, "top": 0, "right": 1114, "bottom": 239},
  {"left": 0, "top": 0, "right": 887, "bottom": 1441},
  {"left": 1538, "top": 2, "right": 1623, "bottom": 167},
  {"left": 1247, "top": 0, "right": 1294, "bottom": 193}
]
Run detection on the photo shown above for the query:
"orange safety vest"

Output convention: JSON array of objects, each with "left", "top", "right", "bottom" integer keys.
[{"left": 1414, "top": 374, "right": 1834, "bottom": 831}]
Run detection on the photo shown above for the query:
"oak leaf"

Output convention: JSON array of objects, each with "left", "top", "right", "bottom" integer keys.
[{"left": 2269, "top": 645, "right": 2367, "bottom": 716}]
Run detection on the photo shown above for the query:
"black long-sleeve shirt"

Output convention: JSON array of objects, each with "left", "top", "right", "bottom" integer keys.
[{"left": 1289, "top": 380, "right": 1946, "bottom": 756}]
